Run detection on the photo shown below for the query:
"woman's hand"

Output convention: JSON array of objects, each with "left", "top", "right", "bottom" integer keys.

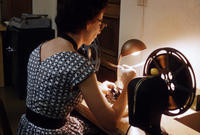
[
  {"left": 99, "top": 80, "right": 116, "bottom": 94},
  {"left": 119, "top": 65, "right": 136, "bottom": 88}
]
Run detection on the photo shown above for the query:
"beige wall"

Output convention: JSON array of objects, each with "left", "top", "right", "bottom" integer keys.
[
  {"left": 32, "top": 0, "right": 57, "bottom": 30},
  {"left": 120, "top": 0, "right": 200, "bottom": 89},
  {"left": 32, "top": 0, "right": 200, "bottom": 89}
]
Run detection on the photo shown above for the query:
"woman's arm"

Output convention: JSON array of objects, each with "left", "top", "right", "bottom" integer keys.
[
  {"left": 79, "top": 73, "right": 117, "bottom": 132},
  {"left": 79, "top": 69, "right": 136, "bottom": 132}
]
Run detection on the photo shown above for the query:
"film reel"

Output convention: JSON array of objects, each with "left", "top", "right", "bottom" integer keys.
[{"left": 143, "top": 47, "right": 196, "bottom": 116}]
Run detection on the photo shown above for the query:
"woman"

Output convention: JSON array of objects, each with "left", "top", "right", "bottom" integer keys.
[{"left": 17, "top": 0, "right": 136, "bottom": 134}]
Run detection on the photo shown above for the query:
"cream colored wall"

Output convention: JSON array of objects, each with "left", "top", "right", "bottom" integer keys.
[
  {"left": 32, "top": 0, "right": 57, "bottom": 30},
  {"left": 33, "top": 0, "right": 200, "bottom": 89},
  {"left": 119, "top": 0, "right": 200, "bottom": 89}
]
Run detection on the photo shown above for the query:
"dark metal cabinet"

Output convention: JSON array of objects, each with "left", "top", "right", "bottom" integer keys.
[{"left": 3, "top": 27, "right": 55, "bottom": 99}]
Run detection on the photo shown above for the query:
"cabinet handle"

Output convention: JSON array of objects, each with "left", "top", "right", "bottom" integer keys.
[{"left": 6, "top": 46, "right": 16, "bottom": 52}]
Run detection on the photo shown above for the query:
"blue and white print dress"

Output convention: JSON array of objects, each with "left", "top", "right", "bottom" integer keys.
[{"left": 17, "top": 44, "right": 97, "bottom": 135}]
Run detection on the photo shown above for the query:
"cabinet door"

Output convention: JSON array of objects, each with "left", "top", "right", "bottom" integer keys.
[
  {"left": 12, "top": 0, "right": 32, "bottom": 17},
  {"left": 108, "top": 0, "right": 120, "bottom": 4},
  {"left": 96, "top": 2, "right": 120, "bottom": 82},
  {"left": 1, "top": 0, "right": 32, "bottom": 21},
  {"left": 99, "top": 17, "right": 119, "bottom": 59}
]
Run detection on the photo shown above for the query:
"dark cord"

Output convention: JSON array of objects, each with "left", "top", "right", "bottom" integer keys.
[{"left": 126, "top": 125, "right": 131, "bottom": 135}]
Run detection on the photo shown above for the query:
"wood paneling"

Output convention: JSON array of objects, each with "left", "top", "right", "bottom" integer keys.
[
  {"left": 12, "top": 0, "right": 32, "bottom": 18},
  {"left": 1, "top": 0, "right": 32, "bottom": 21},
  {"left": 97, "top": 1, "right": 120, "bottom": 82},
  {"left": 105, "top": 3, "right": 120, "bottom": 19},
  {"left": 0, "top": 24, "right": 6, "bottom": 87},
  {"left": 108, "top": 0, "right": 120, "bottom": 5}
]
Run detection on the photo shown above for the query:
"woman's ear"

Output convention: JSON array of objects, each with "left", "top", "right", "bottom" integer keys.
[
  {"left": 86, "top": 23, "right": 90, "bottom": 31},
  {"left": 86, "top": 21, "right": 93, "bottom": 31}
]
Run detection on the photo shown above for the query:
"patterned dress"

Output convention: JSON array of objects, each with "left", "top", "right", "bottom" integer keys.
[{"left": 17, "top": 44, "right": 104, "bottom": 135}]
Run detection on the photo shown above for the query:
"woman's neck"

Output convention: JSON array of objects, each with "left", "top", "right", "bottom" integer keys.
[{"left": 67, "top": 33, "right": 83, "bottom": 49}]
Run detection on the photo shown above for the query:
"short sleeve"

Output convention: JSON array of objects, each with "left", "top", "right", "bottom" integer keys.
[{"left": 69, "top": 53, "right": 95, "bottom": 86}]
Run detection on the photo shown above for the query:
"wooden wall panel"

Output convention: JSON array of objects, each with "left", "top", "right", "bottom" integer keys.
[
  {"left": 96, "top": 1, "right": 120, "bottom": 82},
  {"left": 1, "top": 0, "right": 32, "bottom": 21}
]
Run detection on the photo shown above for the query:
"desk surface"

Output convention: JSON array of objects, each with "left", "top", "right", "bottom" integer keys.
[
  {"left": 0, "top": 24, "right": 6, "bottom": 31},
  {"left": 76, "top": 101, "right": 200, "bottom": 135},
  {"left": 0, "top": 24, "right": 6, "bottom": 87}
]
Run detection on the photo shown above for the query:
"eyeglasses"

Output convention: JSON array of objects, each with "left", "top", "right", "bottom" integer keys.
[{"left": 97, "top": 19, "right": 107, "bottom": 31}]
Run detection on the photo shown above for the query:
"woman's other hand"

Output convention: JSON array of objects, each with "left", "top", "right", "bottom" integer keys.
[{"left": 119, "top": 65, "right": 136, "bottom": 88}]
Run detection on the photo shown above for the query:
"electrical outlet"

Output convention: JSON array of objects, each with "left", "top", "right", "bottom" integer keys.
[
  {"left": 196, "top": 95, "right": 200, "bottom": 111},
  {"left": 137, "top": 0, "right": 147, "bottom": 6},
  {"left": 191, "top": 93, "right": 200, "bottom": 111}
]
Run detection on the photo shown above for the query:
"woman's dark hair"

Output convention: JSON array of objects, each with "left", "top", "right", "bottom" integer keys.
[{"left": 55, "top": 0, "right": 108, "bottom": 34}]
